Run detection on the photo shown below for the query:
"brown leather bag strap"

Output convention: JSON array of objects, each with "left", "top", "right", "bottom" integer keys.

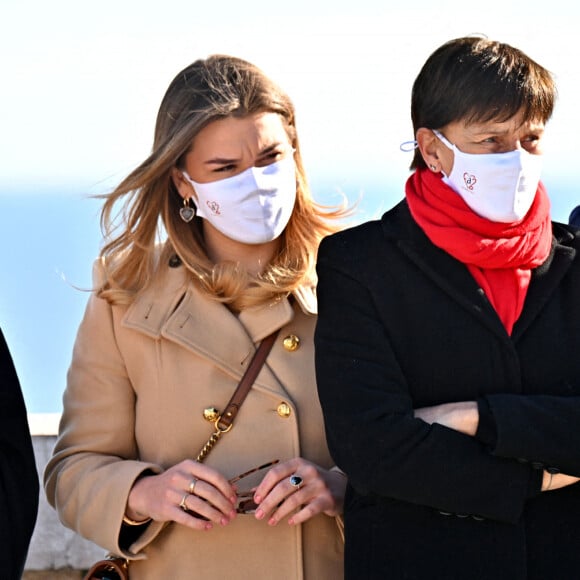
[
  {"left": 217, "top": 329, "right": 279, "bottom": 431},
  {"left": 196, "top": 329, "right": 280, "bottom": 462}
]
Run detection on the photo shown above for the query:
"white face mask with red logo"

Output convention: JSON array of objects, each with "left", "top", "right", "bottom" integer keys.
[
  {"left": 182, "top": 156, "right": 296, "bottom": 244},
  {"left": 434, "top": 130, "right": 543, "bottom": 223}
]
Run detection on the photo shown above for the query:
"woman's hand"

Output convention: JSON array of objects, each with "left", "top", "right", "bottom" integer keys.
[
  {"left": 125, "top": 459, "right": 237, "bottom": 531},
  {"left": 414, "top": 401, "right": 479, "bottom": 436},
  {"left": 251, "top": 458, "right": 346, "bottom": 526},
  {"left": 542, "top": 471, "right": 580, "bottom": 492}
]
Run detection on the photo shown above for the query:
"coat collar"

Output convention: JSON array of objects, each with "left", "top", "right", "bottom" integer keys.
[
  {"left": 382, "top": 201, "right": 577, "bottom": 342},
  {"left": 122, "top": 255, "right": 316, "bottom": 380},
  {"left": 512, "top": 222, "right": 576, "bottom": 340}
]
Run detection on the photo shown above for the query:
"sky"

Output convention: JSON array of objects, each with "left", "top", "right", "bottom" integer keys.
[{"left": 1, "top": 0, "right": 579, "bottom": 415}]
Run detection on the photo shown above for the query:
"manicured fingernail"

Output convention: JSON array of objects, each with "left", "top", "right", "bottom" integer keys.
[
  {"left": 205, "top": 523, "right": 213, "bottom": 531},
  {"left": 229, "top": 510, "right": 237, "bottom": 519},
  {"left": 255, "top": 509, "right": 264, "bottom": 520},
  {"left": 288, "top": 518, "right": 295, "bottom": 525},
  {"left": 268, "top": 517, "right": 277, "bottom": 526},
  {"left": 254, "top": 495, "right": 262, "bottom": 503},
  {"left": 220, "top": 517, "right": 229, "bottom": 526}
]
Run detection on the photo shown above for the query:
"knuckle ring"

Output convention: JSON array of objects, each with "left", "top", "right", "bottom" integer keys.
[
  {"left": 289, "top": 474, "right": 303, "bottom": 488},
  {"left": 188, "top": 478, "right": 198, "bottom": 495},
  {"left": 179, "top": 493, "right": 190, "bottom": 511}
]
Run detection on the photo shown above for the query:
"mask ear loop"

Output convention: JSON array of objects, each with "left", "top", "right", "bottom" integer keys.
[
  {"left": 432, "top": 130, "right": 454, "bottom": 150},
  {"left": 400, "top": 138, "right": 441, "bottom": 172},
  {"left": 399, "top": 140, "right": 418, "bottom": 152},
  {"left": 431, "top": 131, "right": 457, "bottom": 180}
]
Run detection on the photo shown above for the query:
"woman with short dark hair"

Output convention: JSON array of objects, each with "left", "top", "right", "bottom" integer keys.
[{"left": 315, "top": 36, "right": 580, "bottom": 579}]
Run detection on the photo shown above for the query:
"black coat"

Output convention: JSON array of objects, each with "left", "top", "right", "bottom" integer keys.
[
  {"left": 0, "top": 328, "right": 39, "bottom": 579},
  {"left": 315, "top": 201, "right": 580, "bottom": 580}
]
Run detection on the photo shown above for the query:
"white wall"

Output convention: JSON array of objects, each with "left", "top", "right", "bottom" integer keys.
[{"left": 26, "top": 415, "right": 104, "bottom": 572}]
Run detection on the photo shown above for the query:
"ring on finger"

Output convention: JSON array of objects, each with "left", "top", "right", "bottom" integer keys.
[
  {"left": 179, "top": 493, "right": 190, "bottom": 512},
  {"left": 188, "top": 477, "right": 198, "bottom": 495},
  {"left": 289, "top": 474, "right": 303, "bottom": 489}
]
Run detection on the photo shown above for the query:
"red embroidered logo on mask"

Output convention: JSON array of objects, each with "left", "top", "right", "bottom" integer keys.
[
  {"left": 206, "top": 201, "right": 221, "bottom": 215},
  {"left": 463, "top": 173, "right": 477, "bottom": 191}
]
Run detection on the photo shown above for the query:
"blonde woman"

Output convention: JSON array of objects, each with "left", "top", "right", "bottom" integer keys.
[{"left": 45, "top": 55, "right": 346, "bottom": 579}]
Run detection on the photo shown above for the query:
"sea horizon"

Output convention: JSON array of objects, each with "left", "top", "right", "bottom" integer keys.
[{"left": 1, "top": 172, "right": 577, "bottom": 414}]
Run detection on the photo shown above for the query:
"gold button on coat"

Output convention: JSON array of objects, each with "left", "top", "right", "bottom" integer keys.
[
  {"left": 283, "top": 334, "right": 300, "bottom": 352},
  {"left": 277, "top": 403, "right": 292, "bottom": 418},
  {"left": 203, "top": 407, "right": 220, "bottom": 422}
]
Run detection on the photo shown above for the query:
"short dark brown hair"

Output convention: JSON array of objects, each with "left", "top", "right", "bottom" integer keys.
[{"left": 410, "top": 36, "right": 556, "bottom": 169}]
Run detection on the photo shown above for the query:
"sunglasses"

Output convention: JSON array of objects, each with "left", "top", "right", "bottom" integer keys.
[{"left": 229, "top": 459, "right": 280, "bottom": 514}]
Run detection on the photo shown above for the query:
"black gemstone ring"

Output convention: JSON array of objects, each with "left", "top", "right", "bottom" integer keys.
[{"left": 289, "top": 474, "right": 303, "bottom": 488}]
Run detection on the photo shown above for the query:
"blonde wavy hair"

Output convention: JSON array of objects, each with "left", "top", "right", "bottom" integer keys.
[{"left": 97, "top": 55, "right": 347, "bottom": 309}]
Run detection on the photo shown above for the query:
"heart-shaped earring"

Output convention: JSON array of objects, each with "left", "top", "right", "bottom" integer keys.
[{"left": 179, "top": 198, "right": 196, "bottom": 223}]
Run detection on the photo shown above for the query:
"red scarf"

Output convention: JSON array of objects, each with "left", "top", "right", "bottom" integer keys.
[{"left": 405, "top": 168, "right": 552, "bottom": 335}]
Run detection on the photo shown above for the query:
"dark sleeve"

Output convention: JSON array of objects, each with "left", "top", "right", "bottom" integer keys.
[
  {"left": 314, "top": 236, "right": 538, "bottom": 524},
  {"left": 475, "top": 398, "right": 497, "bottom": 447},
  {"left": 479, "top": 392, "right": 580, "bottom": 477},
  {"left": 476, "top": 398, "right": 544, "bottom": 496},
  {"left": 473, "top": 232, "right": 580, "bottom": 479},
  {"left": 0, "top": 329, "right": 39, "bottom": 579}
]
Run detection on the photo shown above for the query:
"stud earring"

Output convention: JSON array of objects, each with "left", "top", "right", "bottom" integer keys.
[
  {"left": 179, "top": 198, "right": 196, "bottom": 223},
  {"left": 429, "top": 164, "right": 438, "bottom": 172}
]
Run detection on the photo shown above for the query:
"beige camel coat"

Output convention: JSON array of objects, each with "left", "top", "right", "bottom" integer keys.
[{"left": 44, "top": 252, "right": 344, "bottom": 580}]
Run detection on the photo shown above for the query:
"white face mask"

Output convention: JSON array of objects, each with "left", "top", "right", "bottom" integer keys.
[
  {"left": 434, "top": 131, "right": 543, "bottom": 223},
  {"left": 182, "top": 156, "right": 297, "bottom": 244}
]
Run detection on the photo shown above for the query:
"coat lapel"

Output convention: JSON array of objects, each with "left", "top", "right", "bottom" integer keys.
[
  {"left": 238, "top": 298, "right": 294, "bottom": 343},
  {"left": 384, "top": 202, "right": 509, "bottom": 342},
  {"left": 161, "top": 287, "right": 257, "bottom": 375},
  {"left": 512, "top": 225, "right": 576, "bottom": 341},
  {"left": 385, "top": 204, "right": 578, "bottom": 344},
  {"left": 122, "top": 262, "right": 306, "bottom": 394}
]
